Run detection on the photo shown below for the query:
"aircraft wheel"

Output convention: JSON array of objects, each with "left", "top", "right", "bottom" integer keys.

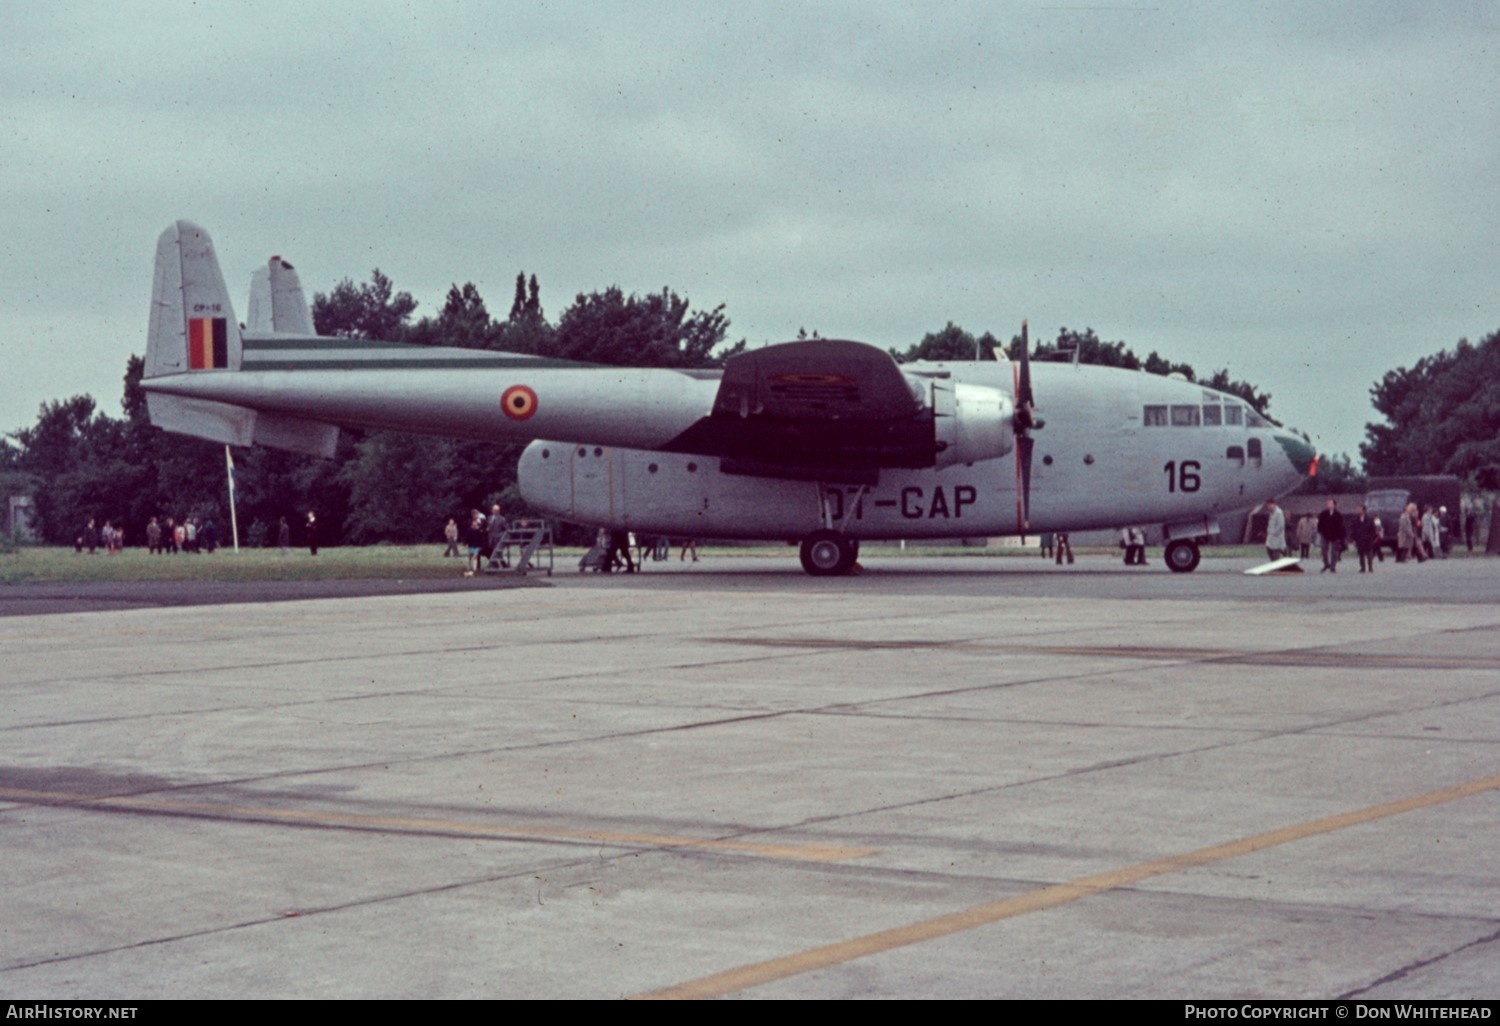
[
  {"left": 800, "top": 530, "right": 855, "bottom": 576},
  {"left": 1164, "top": 538, "right": 1201, "bottom": 573}
]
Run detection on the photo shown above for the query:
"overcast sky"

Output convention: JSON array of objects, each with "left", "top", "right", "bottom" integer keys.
[{"left": 3, "top": 1, "right": 1496, "bottom": 461}]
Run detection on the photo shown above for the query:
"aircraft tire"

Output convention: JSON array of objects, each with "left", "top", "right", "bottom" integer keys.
[
  {"left": 800, "top": 530, "right": 855, "bottom": 576},
  {"left": 1164, "top": 538, "right": 1201, "bottom": 573}
]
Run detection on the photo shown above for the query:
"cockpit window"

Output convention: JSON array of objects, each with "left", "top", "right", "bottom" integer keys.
[
  {"left": 1202, "top": 404, "right": 1223, "bottom": 426},
  {"left": 1224, "top": 405, "right": 1243, "bottom": 426},
  {"left": 1246, "top": 408, "right": 1268, "bottom": 428},
  {"left": 1144, "top": 405, "right": 1167, "bottom": 426},
  {"left": 1171, "top": 405, "right": 1201, "bottom": 427}
]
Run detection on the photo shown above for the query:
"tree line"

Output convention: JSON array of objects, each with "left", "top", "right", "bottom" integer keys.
[
  {"left": 1362, "top": 329, "right": 1500, "bottom": 489},
  {"left": 10, "top": 262, "right": 1477, "bottom": 546},
  {"left": 1, "top": 272, "right": 744, "bottom": 547}
]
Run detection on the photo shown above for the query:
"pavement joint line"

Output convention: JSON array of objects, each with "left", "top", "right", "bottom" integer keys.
[
  {"left": 0, "top": 852, "right": 609, "bottom": 976},
  {"left": 1337, "top": 923, "right": 1500, "bottom": 999},
  {"left": 696, "top": 636, "right": 1500, "bottom": 670},
  {"left": 0, "top": 786, "right": 877, "bottom": 863},
  {"left": 7, "top": 636, "right": 821, "bottom": 692},
  {"left": 0, "top": 647, "right": 826, "bottom": 729},
  {"left": 632, "top": 769, "right": 1500, "bottom": 1000}
]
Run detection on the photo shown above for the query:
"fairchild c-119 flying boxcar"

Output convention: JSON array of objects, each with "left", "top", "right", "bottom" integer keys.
[{"left": 141, "top": 221, "right": 1314, "bottom": 573}]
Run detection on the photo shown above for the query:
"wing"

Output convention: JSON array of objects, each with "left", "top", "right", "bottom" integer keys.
[{"left": 661, "top": 340, "right": 941, "bottom": 484}]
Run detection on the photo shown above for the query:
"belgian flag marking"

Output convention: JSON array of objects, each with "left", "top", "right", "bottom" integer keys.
[
  {"left": 188, "top": 317, "right": 229, "bottom": 370},
  {"left": 501, "top": 385, "right": 538, "bottom": 420}
]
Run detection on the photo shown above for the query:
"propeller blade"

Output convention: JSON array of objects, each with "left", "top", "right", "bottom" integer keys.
[
  {"left": 1018, "top": 320, "right": 1032, "bottom": 418},
  {"left": 1013, "top": 320, "right": 1037, "bottom": 528},
  {"left": 1018, "top": 434, "right": 1034, "bottom": 530},
  {"left": 1014, "top": 320, "right": 1041, "bottom": 432}
]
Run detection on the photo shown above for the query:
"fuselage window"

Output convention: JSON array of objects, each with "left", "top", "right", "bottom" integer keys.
[
  {"left": 1224, "top": 406, "right": 1243, "bottom": 426},
  {"left": 1202, "top": 404, "right": 1223, "bottom": 426},
  {"left": 1171, "top": 405, "right": 1201, "bottom": 427},
  {"left": 1144, "top": 405, "right": 1168, "bottom": 426}
]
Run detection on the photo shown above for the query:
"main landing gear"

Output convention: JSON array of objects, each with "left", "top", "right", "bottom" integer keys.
[
  {"left": 1164, "top": 538, "right": 1201, "bottom": 573},
  {"left": 799, "top": 530, "right": 861, "bottom": 576}
]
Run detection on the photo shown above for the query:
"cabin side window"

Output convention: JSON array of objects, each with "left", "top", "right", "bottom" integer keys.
[{"left": 1144, "top": 405, "right": 1168, "bottom": 426}]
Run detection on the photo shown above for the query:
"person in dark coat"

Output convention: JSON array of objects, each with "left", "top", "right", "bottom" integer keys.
[
  {"left": 78, "top": 517, "right": 99, "bottom": 554},
  {"left": 1350, "top": 504, "right": 1378, "bottom": 573},
  {"left": 1317, "top": 498, "right": 1345, "bottom": 573},
  {"left": 607, "top": 529, "right": 635, "bottom": 573}
]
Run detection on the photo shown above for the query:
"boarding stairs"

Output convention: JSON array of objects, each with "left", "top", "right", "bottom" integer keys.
[{"left": 485, "top": 519, "right": 554, "bottom": 576}]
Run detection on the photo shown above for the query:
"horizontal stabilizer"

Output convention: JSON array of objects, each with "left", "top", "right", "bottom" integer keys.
[{"left": 146, "top": 392, "right": 340, "bottom": 458}]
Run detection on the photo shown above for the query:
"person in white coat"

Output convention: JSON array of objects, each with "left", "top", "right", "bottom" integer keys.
[{"left": 1264, "top": 499, "right": 1286, "bottom": 561}]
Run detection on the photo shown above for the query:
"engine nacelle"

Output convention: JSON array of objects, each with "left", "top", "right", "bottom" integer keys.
[{"left": 930, "top": 381, "right": 1015, "bottom": 468}]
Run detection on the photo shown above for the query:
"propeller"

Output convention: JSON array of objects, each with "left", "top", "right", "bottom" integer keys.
[{"left": 1013, "top": 320, "right": 1041, "bottom": 531}]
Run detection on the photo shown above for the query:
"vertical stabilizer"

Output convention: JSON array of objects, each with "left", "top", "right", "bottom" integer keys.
[
  {"left": 145, "top": 220, "right": 242, "bottom": 378},
  {"left": 246, "top": 266, "right": 272, "bottom": 331},
  {"left": 268, "top": 256, "right": 315, "bottom": 334},
  {"left": 246, "top": 255, "right": 315, "bottom": 334}
]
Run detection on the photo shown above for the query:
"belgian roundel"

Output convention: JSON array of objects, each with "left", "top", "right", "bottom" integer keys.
[{"left": 501, "top": 385, "right": 538, "bottom": 421}]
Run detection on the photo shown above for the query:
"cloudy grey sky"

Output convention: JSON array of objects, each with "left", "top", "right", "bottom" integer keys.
[{"left": 3, "top": 1, "right": 1496, "bottom": 460}]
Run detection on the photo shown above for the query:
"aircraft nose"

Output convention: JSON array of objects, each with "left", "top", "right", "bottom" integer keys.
[{"left": 1272, "top": 433, "right": 1318, "bottom": 478}]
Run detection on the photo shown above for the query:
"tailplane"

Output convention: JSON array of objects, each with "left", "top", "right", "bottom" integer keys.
[{"left": 143, "top": 221, "right": 340, "bottom": 458}]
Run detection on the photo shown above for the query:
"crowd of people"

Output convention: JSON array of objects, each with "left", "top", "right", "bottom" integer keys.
[
  {"left": 1263, "top": 498, "right": 1471, "bottom": 572},
  {"left": 71, "top": 511, "right": 323, "bottom": 555},
  {"left": 1038, "top": 497, "right": 1483, "bottom": 573},
  {"left": 446, "top": 504, "right": 513, "bottom": 577},
  {"left": 75, "top": 514, "right": 224, "bottom": 554},
  {"left": 57, "top": 499, "right": 1486, "bottom": 572}
]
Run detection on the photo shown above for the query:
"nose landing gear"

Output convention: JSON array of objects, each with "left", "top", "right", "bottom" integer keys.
[
  {"left": 1164, "top": 538, "right": 1201, "bottom": 573},
  {"left": 799, "top": 530, "right": 860, "bottom": 576}
]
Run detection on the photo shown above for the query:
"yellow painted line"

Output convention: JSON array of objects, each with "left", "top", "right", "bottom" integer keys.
[
  {"left": 636, "top": 770, "right": 1500, "bottom": 999},
  {"left": 0, "top": 787, "right": 874, "bottom": 863}
]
